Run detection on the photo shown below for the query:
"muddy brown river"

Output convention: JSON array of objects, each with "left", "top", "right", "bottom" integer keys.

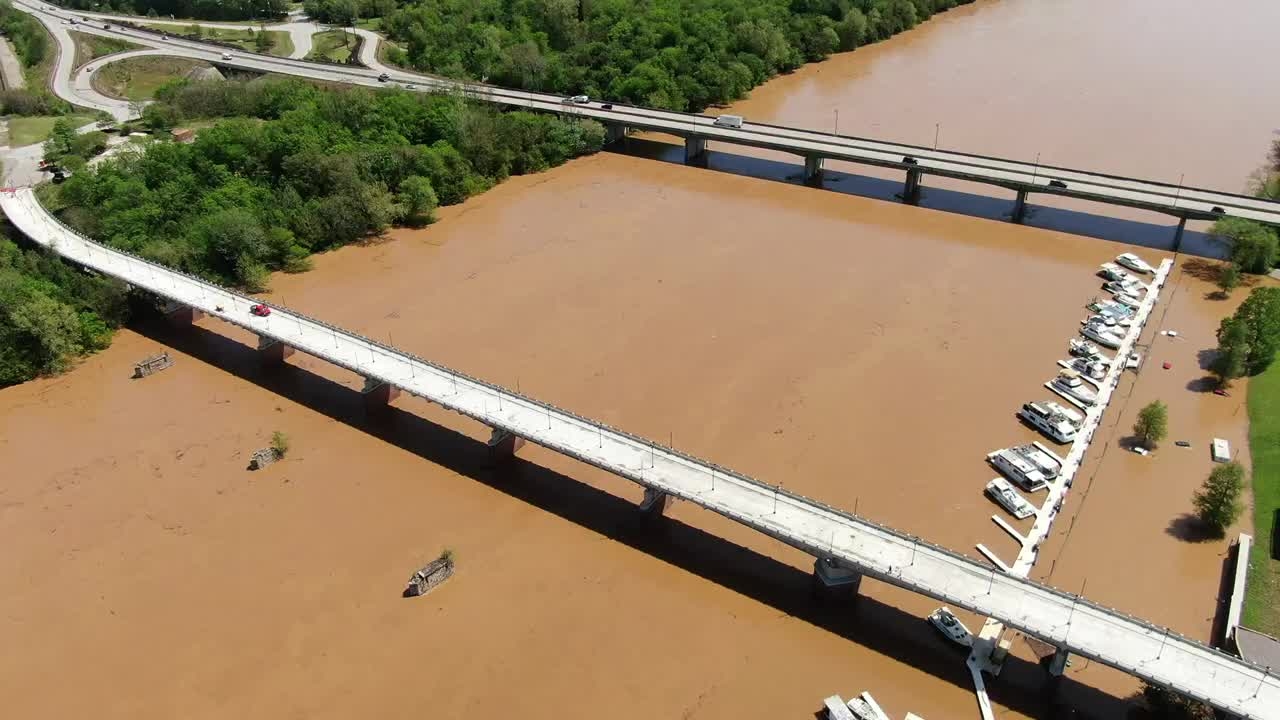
[{"left": 3, "top": 1, "right": 1278, "bottom": 718}]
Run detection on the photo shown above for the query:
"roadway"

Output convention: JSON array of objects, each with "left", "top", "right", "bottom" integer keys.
[
  {"left": 4, "top": 186, "right": 1276, "bottom": 720},
  {"left": 15, "top": 0, "right": 1280, "bottom": 227}
]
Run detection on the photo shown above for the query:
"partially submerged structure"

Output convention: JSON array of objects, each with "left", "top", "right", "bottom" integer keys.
[{"left": 404, "top": 551, "right": 455, "bottom": 598}]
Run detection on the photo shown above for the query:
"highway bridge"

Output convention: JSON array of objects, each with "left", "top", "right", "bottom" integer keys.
[
  {"left": 15, "top": 0, "right": 1280, "bottom": 241},
  {"left": 4, "top": 186, "right": 1276, "bottom": 719}
]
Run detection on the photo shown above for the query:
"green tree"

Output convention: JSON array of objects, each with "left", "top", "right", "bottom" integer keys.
[
  {"left": 1193, "top": 461, "right": 1245, "bottom": 536},
  {"left": 270, "top": 430, "right": 290, "bottom": 457},
  {"left": 1214, "top": 217, "right": 1278, "bottom": 274},
  {"left": 254, "top": 27, "right": 273, "bottom": 53},
  {"left": 397, "top": 175, "right": 438, "bottom": 226},
  {"left": 1212, "top": 316, "right": 1249, "bottom": 385},
  {"left": 1133, "top": 400, "right": 1168, "bottom": 449},
  {"left": 42, "top": 117, "right": 78, "bottom": 165},
  {"left": 1216, "top": 263, "right": 1241, "bottom": 295}
]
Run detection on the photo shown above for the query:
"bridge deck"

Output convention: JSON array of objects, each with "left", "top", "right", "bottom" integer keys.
[
  {"left": 18, "top": 0, "right": 1280, "bottom": 227},
  {"left": 5, "top": 189, "right": 1277, "bottom": 719}
]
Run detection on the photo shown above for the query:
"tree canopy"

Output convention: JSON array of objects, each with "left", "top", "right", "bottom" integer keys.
[
  {"left": 1193, "top": 461, "right": 1246, "bottom": 536},
  {"left": 344, "top": 0, "right": 977, "bottom": 112},
  {"left": 48, "top": 0, "right": 288, "bottom": 21},
  {"left": 1133, "top": 400, "right": 1168, "bottom": 449},
  {"left": 1213, "top": 286, "right": 1280, "bottom": 382}
]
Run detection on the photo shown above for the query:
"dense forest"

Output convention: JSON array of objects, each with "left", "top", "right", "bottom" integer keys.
[
  {"left": 49, "top": 0, "right": 288, "bottom": 21},
  {"left": 301, "top": 0, "right": 973, "bottom": 112},
  {"left": 1, "top": 78, "right": 601, "bottom": 385}
]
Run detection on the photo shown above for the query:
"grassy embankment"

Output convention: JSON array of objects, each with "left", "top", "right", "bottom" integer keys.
[
  {"left": 140, "top": 23, "right": 294, "bottom": 57},
  {"left": 92, "top": 56, "right": 208, "bottom": 101},
  {"left": 305, "top": 29, "right": 355, "bottom": 63},
  {"left": 1244, "top": 361, "right": 1280, "bottom": 637},
  {"left": 69, "top": 30, "right": 138, "bottom": 66},
  {"left": 7, "top": 114, "right": 95, "bottom": 145}
]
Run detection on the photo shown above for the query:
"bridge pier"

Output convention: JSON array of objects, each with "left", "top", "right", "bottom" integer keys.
[
  {"left": 164, "top": 302, "right": 204, "bottom": 328},
  {"left": 803, "top": 156, "right": 825, "bottom": 187},
  {"left": 1173, "top": 216, "right": 1187, "bottom": 253},
  {"left": 605, "top": 123, "right": 628, "bottom": 145},
  {"left": 902, "top": 167, "right": 923, "bottom": 205},
  {"left": 684, "top": 136, "right": 707, "bottom": 165},
  {"left": 486, "top": 427, "right": 526, "bottom": 463},
  {"left": 257, "top": 335, "right": 295, "bottom": 365},
  {"left": 361, "top": 377, "right": 401, "bottom": 413},
  {"left": 811, "top": 557, "right": 863, "bottom": 603},
  {"left": 638, "top": 487, "right": 671, "bottom": 517},
  {"left": 1046, "top": 646, "right": 1070, "bottom": 676},
  {"left": 1012, "top": 189, "right": 1029, "bottom": 223}
]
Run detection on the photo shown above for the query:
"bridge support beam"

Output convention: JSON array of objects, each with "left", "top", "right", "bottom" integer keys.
[
  {"left": 1047, "top": 646, "right": 1070, "bottom": 676},
  {"left": 257, "top": 335, "right": 295, "bottom": 366},
  {"left": 1173, "top": 216, "right": 1187, "bottom": 253},
  {"left": 361, "top": 377, "right": 401, "bottom": 413},
  {"left": 684, "top": 136, "right": 707, "bottom": 165},
  {"left": 487, "top": 427, "right": 526, "bottom": 463},
  {"left": 803, "top": 156, "right": 825, "bottom": 187},
  {"left": 1012, "top": 189, "right": 1029, "bottom": 223},
  {"left": 902, "top": 168, "right": 923, "bottom": 205},
  {"left": 605, "top": 123, "right": 628, "bottom": 145},
  {"left": 811, "top": 557, "right": 863, "bottom": 603},
  {"left": 164, "top": 302, "right": 204, "bottom": 328},
  {"left": 639, "top": 487, "right": 671, "bottom": 517}
]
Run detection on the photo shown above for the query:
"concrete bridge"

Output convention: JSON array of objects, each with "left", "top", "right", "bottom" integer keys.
[
  {"left": 5, "top": 187, "right": 1276, "bottom": 719},
  {"left": 17, "top": 0, "right": 1280, "bottom": 246}
]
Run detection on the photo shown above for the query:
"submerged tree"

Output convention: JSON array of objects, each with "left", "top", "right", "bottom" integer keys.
[
  {"left": 1140, "top": 682, "right": 1214, "bottom": 720},
  {"left": 1133, "top": 400, "right": 1168, "bottom": 449},
  {"left": 1192, "top": 461, "right": 1245, "bottom": 536}
]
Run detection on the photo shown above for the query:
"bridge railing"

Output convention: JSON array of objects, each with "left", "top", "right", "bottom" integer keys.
[{"left": 19, "top": 191, "right": 1274, "bottom": 686}]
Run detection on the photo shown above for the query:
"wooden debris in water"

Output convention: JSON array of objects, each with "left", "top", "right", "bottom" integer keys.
[{"left": 132, "top": 352, "right": 173, "bottom": 379}]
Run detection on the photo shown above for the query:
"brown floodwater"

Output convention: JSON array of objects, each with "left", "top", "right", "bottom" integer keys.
[{"left": 3, "top": 0, "right": 1279, "bottom": 718}]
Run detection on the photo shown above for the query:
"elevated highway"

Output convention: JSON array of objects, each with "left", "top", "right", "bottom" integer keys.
[
  {"left": 4, "top": 186, "right": 1276, "bottom": 719},
  {"left": 16, "top": 0, "right": 1280, "bottom": 238}
]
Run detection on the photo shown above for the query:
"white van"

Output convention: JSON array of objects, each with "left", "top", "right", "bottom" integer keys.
[
  {"left": 564, "top": 95, "right": 589, "bottom": 104},
  {"left": 713, "top": 114, "right": 743, "bottom": 128}
]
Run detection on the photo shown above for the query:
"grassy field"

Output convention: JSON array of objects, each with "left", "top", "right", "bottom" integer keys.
[
  {"left": 69, "top": 30, "right": 140, "bottom": 66},
  {"left": 306, "top": 30, "right": 356, "bottom": 63},
  {"left": 354, "top": 17, "right": 382, "bottom": 32},
  {"left": 141, "top": 23, "right": 294, "bottom": 57},
  {"left": 1243, "top": 361, "right": 1280, "bottom": 637},
  {"left": 92, "top": 56, "right": 209, "bottom": 101},
  {"left": 6, "top": 114, "right": 97, "bottom": 146}
]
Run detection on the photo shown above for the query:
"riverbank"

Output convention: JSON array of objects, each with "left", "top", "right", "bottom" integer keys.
[{"left": 1244, "top": 360, "right": 1280, "bottom": 636}]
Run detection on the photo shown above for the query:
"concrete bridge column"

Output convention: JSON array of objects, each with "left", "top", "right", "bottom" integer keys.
[
  {"left": 803, "top": 156, "right": 825, "bottom": 187},
  {"left": 605, "top": 123, "right": 628, "bottom": 145},
  {"left": 639, "top": 487, "right": 670, "bottom": 517},
  {"left": 811, "top": 557, "right": 863, "bottom": 603},
  {"left": 487, "top": 427, "right": 525, "bottom": 463},
  {"left": 902, "top": 167, "right": 923, "bottom": 205},
  {"left": 1173, "top": 216, "right": 1188, "bottom": 253},
  {"left": 1047, "top": 646, "right": 1070, "bottom": 676},
  {"left": 1012, "top": 189, "right": 1030, "bottom": 223},
  {"left": 684, "top": 136, "right": 707, "bottom": 164},
  {"left": 361, "top": 377, "right": 401, "bottom": 413},
  {"left": 257, "top": 335, "right": 295, "bottom": 365},
  {"left": 164, "top": 302, "right": 204, "bottom": 328}
]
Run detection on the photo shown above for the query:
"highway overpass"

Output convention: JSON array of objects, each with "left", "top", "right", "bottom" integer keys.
[
  {"left": 4, "top": 187, "right": 1276, "bottom": 719},
  {"left": 16, "top": 0, "right": 1280, "bottom": 241}
]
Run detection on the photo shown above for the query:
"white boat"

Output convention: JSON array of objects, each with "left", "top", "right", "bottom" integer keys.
[
  {"left": 1069, "top": 356, "right": 1108, "bottom": 380},
  {"left": 824, "top": 696, "right": 856, "bottom": 720},
  {"left": 1081, "top": 321, "right": 1123, "bottom": 349},
  {"left": 1045, "top": 400, "right": 1085, "bottom": 428},
  {"left": 986, "top": 477, "right": 1037, "bottom": 519},
  {"left": 1089, "top": 298, "right": 1135, "bottom": 318},
  {"left": 1085, "top": 313, "right": 1131, "bottom": 329},
  {"left": 1116, "top": 252, "right": 1154, "bottom": 274},
  {"left": 846, "top": 693, "right": 890, "bottom": 720},
  {"left": 988, "top": 448, "right": 1049, "bottom": 491},
  {"left": 927, "top": 606, "right": 973, "bottom": 647},
  {"left": 1126, "top": 352, "right": 1141, "bottom": 369},
  {"left": 1103, "top": 279, "right": 1143, "bottom": 297},
  {"left": 1098, "top": 262, "right": 1127, "bottom": 281},
  {"left": 1113, "top": 292, "right": 1142, "bottom": 309},
  {"left": 1070, "top": 338, "right": 1100, "bottom": 357},
  {"left": 1012, "top": 443, "right": 1062, "bottom": 479},
  {"left": 1018, "top": 402, "right": 1078, "bottom": 443},
  {"left": 1052, "top": 369, "right": 1098, "bottom": 406}
]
